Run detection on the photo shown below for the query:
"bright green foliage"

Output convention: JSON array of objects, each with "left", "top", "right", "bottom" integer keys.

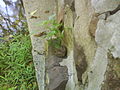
[
  {"left": 40, "top": 14, "right": 64, "bottom": 48},
  {"left": 0, "top": 34, "right": 38, "bottom": 90}
]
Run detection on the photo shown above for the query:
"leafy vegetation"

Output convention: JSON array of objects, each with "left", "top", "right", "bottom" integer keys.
[
  {"left": 40, "top": 14, "right": 64, "bottom": 48},
  {"left": 0, "top": 0, "right": 38, "bottom": 89},
  {"left": 0, "top": 34, "right": 38, "bottom": 90}
]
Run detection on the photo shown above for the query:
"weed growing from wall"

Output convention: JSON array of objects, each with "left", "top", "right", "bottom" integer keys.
[{"left": 39, "top": 14, "right": 64, "bottom": 48}]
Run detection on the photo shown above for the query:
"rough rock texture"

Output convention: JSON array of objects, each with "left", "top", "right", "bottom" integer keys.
[
  {"left": 23, "top": 0, "right": 120, "bottom": 90},
  {"left": 86, "top": 2, "right": 120, "bottom": 90},
  {"left": 60, "top": 5, "right": 81, "bottom": 90},
  {"left": 91, "top": 0, "right": 120, "bottom": 13},
  {"left": 87, "top": 11, "right": 120, "bottom": 90},
  {"left": 63, "top": 0, "right": 120, "bottom": 90},
  {"left": 22, "top": 0, "right": 55, "bottom": 90},
  {"left": 46, "top": 54, "right": 68, "bottom": 90}
]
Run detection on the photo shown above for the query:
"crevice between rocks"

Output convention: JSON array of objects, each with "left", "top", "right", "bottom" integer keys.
[
  {"left": 95, "top": 4, "right": 120, "bottom": 20},
  {"left": 73, "top": 41, "right": 88, "bottom": 85},
  {"left": 89, "top": 4, "right": 120, "bottom": 39},
  {"left": 45, "top": 39, "right": 68, "bottom": 90},
  {"left": 101, "top": 51, "right": 120, "bottom": 90}
]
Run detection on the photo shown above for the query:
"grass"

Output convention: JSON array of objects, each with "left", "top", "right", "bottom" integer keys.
[{"left": 0, "top": 34, "right": 38, "bottom": 90}]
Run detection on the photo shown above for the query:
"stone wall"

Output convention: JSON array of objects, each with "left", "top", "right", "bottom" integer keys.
[
  {"left": 23, "top": 0, "right": 120, "bottom": 90},
  {"left": 56, "top": 0, "right": 120, "bottom": 90}
]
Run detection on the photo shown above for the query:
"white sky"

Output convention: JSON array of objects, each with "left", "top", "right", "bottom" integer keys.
[
  {"left": 12, "top": 0, "right": 17, "bottom": 2},
  {"left": 0, "top": 0, "right": 6, "bottom": 9},
  {"left": 0, "top": 0, "right": 18, "bottom": 15},
  {"left": 0, "top": 0, "right": 18, "bottom": 34},
  {"left": 0, "top": 0, "right": 17, "bottom": 9}
]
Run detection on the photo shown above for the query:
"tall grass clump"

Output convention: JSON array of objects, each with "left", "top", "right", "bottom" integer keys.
[{"left": 0, "top": 34, "right": 38, "bottom": 90}]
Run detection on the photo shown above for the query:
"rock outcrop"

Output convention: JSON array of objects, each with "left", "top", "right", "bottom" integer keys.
[{"left": 23, "top": 0, "right": 120, "bottom": 90}]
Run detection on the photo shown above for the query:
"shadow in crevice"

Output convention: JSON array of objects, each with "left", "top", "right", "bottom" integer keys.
[
  {"left": 45, "top": 39, "right": 68, "bottom": 90},
  {"left": 73, "top": 41, "right": 88, "bottom": 84}
]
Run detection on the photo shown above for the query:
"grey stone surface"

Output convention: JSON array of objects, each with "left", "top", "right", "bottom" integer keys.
[
  {"left": 91, "top": 0, "right": 120, "bottom": 13},
  {"left": 23, "top": 0, "right": 120, "bottom": 90},
  {"left": 87, "top": 6, "right": 120, "bottom": 90},
  {"left": 60, "top": 51, "right": 80, "bottom": 90},
  {"left": 22, "top": 0, "right": 55, "bottom": 90}
]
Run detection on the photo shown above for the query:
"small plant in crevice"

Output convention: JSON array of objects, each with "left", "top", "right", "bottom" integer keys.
[
  {"left": 38, "top": 14, "right": 67, "bottom": 58},
  {"left": 41, "top": 15, "right": 63, "bottom": 48}
]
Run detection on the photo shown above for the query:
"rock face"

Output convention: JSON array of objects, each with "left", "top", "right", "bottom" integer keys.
[
  {"left": 23, "top": 0, "right": 120, "bottom": 90},
  {"left": 22, "top": 0, "right": 56, "bottom": 90},
  {"left": 88, "top": 10, "right": 120, "bottom": 90}
]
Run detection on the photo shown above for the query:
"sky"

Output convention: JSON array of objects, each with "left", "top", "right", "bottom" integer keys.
[
  {"left": 0, "top": 0, "right": 6, "bottom": 9},
  {"left": 0, "top": 0, "right": 18, "bottom": 8},
  {"left": 0, "top": 0, "right": 18, "bottom": 35},
  {"left": 0, "top": 0, "right": 17, "bottom": 15}
]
